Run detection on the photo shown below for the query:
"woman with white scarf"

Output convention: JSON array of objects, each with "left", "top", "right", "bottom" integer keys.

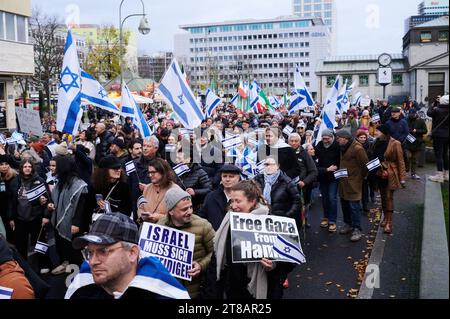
[
  {"left": 254, "top": 156, "right": 302, "bottom": 297},
  {"left": 212, "top": 181, "right": 275, "bottom": 299}
]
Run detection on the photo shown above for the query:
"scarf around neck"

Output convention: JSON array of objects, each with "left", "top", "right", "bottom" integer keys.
[{"left": 263, "top": 170, "right": 281, "bottom": 205}]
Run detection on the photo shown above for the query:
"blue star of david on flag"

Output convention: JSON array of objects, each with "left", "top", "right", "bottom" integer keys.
[
  {"left": 59, "top": 66, "right": 80, "bottom": 93},
  {"left": 178, "top": 94, "right": 185, "bottom": 105},
  {"left": 98, "top": 88, "right": 108, "bottom": 99}
]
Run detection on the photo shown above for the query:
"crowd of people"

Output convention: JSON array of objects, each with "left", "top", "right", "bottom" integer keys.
[{"left": 0, "top": 93, "right": 448, "bottom": 299}]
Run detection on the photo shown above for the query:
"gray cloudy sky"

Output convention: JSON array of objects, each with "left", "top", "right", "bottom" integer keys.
[{"left": 32, "top": 0, "right": 419, "bottom": 55}]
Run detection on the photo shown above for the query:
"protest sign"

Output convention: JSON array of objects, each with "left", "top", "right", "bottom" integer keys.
[
  {"left": 15, "top": 108, "right": 44, "bottom": 137},
  {"left": 139, "top": 223, "right": 196, "bottom": 281},
  {"left": 229, "top": 213, "right": 304, "bottom": 264}
]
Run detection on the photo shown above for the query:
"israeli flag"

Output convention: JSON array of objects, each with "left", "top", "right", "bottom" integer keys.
[
  {"left": 0, "top": 286, "right": 13, "bottom": 299},
  {"left": 283, "top": 125, "right": 294, "bottom": 136},
  {"left": 56, "top": 30, "right": 83, "bottom": 136},
  {"left": 205, "top": 88, "right": 221, "bottom": 118},
  {"left": 222, "top": 135, "right": 242, "bottom": 150},
  {"left": 65, "top": 257, "right": 190, "bottom": 299},
  {"left": 173, "top": 163, "right": 191, "bottom": 177},
  {"left": 316, "top": 76, "right": 340, "bottom": 145},
  {"left": 158, "top": 59, "right": 204, "bottom": 129},
  {"left": 165, "top": 144, "right": 177, "bottom": 153},
  {"left": 406, "top": 134, "right": 416, "bottom": 144},
  {"left": 352, "top": 92, "right": 362, "bottom": 106},
  {"left": 26, "top": 184, "right": 47, "bottom": 202},
  {"left": 272, "top": 235, "right": 306, "bottom": 264},
  {"left": 80, "top": 70, "right": 122, "bottom": 116},
  {"left": 371, "top": 114, "right": 381, "bottom": 123},
  {"left": 289, "top": 64, "right": 314, "bottom": 114},
  {"left": 121, "top": 84, "right": 153, "bottom": 138},
  {"left": 337, "top": 80, "right": 354, "bottom": 115},
  {"left": 367, "top": 158, "right": 382, "bottom": 172},
  {"left": 269, "top": 96, "right": 282, "bottom": 110},
  {"left": 137, "top": 195, "right": 148, "bottom": 208},
  {"left": 334, "top": 168, "right": 348, "bottom": 179},
  {"left": 230, "top": 93, "right": 239, "bottom": 108},
  {"left": 34, "top": 241, "right": 49, "bottom": 255},
  {"left": 125, "top": 160, "right": 137, "bottom": 176}
]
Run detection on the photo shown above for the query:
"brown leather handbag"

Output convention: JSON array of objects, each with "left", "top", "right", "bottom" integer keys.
[{"left": 376, "top": 163, "right": 389, "bottom": 180}]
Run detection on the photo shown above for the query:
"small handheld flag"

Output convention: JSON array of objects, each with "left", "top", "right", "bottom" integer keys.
[
  {"left": 283, "top": 125, "right": 294, "bottom": 136},
  {"left": 222, "top": 135, "right": 242, "bottom": 150},
  {"left": 0, "top": 286, "right": 14, "bottom": 299},
  {"left": 26, "top": 184, "right": 47, "bottom": 202},
  {"left": 406, "top": 134, "right": 416, "bottom": 144},
  {"left": 34, "top": 241, "right": 49, "bottom": 255},
  {"left": 334, "top": 169, "right": 348, "bottom": 179},
  {"left": 367, "top": 158, "right": 382, "bottom": 172},
  {"left": 173, "top": 164, "right": 191, "bottom": 177},
  {"left": 371, "top": 114, "right": 381, "bottom": 123},
  {"left": 125, "top": 160, "right": 137, "bottom": 176}
]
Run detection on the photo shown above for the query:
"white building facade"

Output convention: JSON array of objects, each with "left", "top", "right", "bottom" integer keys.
[
  {"left": 418, "top": 0, "right": 449, "bottom": 15},
  {"left": 292, "top": 0, "right": 336, "bottom": 53},
  {"left": 174, "top": 16, "right": 330, "bottom": 98}
]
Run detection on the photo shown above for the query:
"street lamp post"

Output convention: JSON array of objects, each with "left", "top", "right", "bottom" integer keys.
[{"left": 119, "top": 0, "right": 150, "bottom": 85}]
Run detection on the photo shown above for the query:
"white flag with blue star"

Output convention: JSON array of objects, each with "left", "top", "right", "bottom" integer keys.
[
  {"left": 158, "top": 59, "right": 204, "bottom": 129},
  {"left": 205, "top": 88, "right": 221, "bottom": 118},
  {"left": 289, "top": 64, "right": 314, "bottom": 115},
  {"left": 272, "top": 235, "right": 306, "bottom": 265},
  {"left": 316, "top": 76, "right": 340, "bottom": 146},
  {"left": 121, "top": 84, "right": 153, "bottom": 138},
  {"left": 336, "top": 80, "right": 354, "bottom": 115},
  {"left": 80, "top": 70, "right": 122, "bottom": 116},
  {"left": 57, "top": 30, "right": 82, "bottom": 136}
]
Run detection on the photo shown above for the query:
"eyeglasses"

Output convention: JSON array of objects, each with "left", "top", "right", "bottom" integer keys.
[{"left": 82, "top": 244, "right": 125, "bottom": 261}]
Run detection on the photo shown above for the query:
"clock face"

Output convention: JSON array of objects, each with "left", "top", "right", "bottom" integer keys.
[{"left": 379, "top": 54, "right": 392, "bottom": 66}]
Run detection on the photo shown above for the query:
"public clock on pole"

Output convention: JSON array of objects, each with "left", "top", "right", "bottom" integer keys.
[{"left": 378, "top": 53, "right": 392, "bottom": 67}]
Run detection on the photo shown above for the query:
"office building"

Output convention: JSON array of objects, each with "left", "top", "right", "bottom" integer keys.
[
  {"left": 174, "top": 16, "right": 330, "bottom": 98},
  {"left": 138, "top": 52, "right": 173, "bottom": 82}
]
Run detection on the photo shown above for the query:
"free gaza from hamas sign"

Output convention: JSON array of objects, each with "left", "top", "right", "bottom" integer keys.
[{"left": 230, "top": 213, "right": 305, "bottom": 264}]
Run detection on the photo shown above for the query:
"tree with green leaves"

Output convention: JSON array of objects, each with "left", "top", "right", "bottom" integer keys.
[{"left": 83, "top": 25, "right": 130, "bottom": 83}]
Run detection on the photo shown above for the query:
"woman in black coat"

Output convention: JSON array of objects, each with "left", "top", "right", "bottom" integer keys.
[
  {"left": 174, "top": 149, "right": 212, "bottom": 212},
  {"left": 254, "top": 156, "right": 302, "bottom": 222},
  {"left": 84, "top": 156, "right": 132, "bottom": 229}
]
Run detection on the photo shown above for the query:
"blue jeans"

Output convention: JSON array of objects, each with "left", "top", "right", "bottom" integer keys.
[
  {"left": 319, "top": 180, "right": 339, "bottom": 224},
  {"left": 341, "top": 199, "right": 362, "bottom": 231}
]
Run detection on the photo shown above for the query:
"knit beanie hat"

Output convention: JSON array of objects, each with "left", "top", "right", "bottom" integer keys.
[{"left": 164, "top": 188, "right": 191, "bottom": 212}]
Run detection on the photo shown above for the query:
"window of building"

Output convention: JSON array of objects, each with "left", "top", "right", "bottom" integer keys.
[
  {"left": 342, "top": 75, "right": 353, "bottom": 85},
  {"left": 5, "top": 12, "right": 15, "bottom": 41},
  {"left": 359, "top": 75, "right": 369, "bottom": 86},
  {"left": 314, "top": 4, "right": 321, "bottom": 10},
  {"left": 438, "top": 31, "right": 449, "bottom": 42},
  {"left": 324, "top": 3, "right": 332, "bottom": 10},
  {"left": 393, "top": 74, "right": 403, "bottom": 85},
  {"left": 326, "top": 76, "right": 337, "bottom": 87},
  {"left": 304, "top": 5, "right": 311, "bottom": 11},
  {"left": 420, "top": 31, "right": 432, "bottom": 43},
  {"left": 16, "top": 15, "right": 27, "bottom": 42},
  {"left": 0, "top": 13, "right": 4, "bottom": 40}
]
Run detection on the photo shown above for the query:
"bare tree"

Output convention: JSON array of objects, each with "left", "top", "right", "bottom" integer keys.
[{"left": 29, "top": 8, "right": 65, "bottom": 118}]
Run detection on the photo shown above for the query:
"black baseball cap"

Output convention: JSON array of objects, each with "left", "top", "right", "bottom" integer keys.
[{"left": 72, "top": 213, "right": 138, "bottom": 249}]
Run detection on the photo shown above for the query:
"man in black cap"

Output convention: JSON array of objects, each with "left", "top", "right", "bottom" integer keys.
[
  {"left": 335, "top": 129, "right": 368, "bottom": 242},
  {"left": 65, "top": 213, "right": 189, "bottom": 299},
  {"left": 198, "top": 165, "right": 241, "bottom": 230},
  {"left": 109, "top": 137, "right": 128, "bottom": 167}
]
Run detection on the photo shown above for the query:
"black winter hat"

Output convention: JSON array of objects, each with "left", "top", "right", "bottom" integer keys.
[{"left": 98, "top": 156, "right": 122, "bottom": 169}]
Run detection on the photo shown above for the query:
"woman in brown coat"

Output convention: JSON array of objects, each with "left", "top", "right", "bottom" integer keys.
[{"left": 370, "top": 124, "right": 406, "bottom": 234}]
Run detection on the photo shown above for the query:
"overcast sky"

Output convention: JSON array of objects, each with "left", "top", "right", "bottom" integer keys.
[{"left": 32, "top": 0, "right": 419, "bottom": 56}]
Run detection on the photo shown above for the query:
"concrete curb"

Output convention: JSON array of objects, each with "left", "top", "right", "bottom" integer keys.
[
  {"left": 420, "top": 179, "right": 449, "bottom": 299},
  {"left": 357, "top": 224, "right": 386, "bottom": 299}
]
